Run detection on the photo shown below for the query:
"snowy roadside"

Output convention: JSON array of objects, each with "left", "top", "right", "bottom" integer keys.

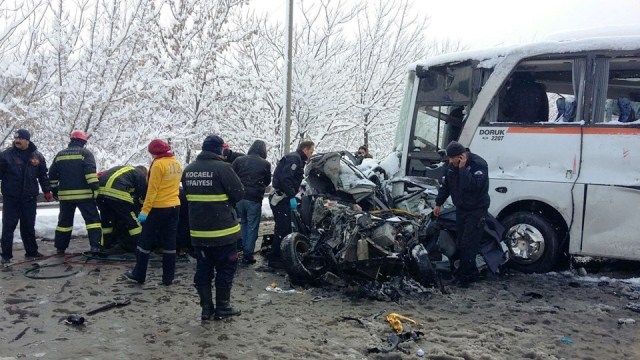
[{"left": 1, "top": 198, "right": 274, "bottom": 243}]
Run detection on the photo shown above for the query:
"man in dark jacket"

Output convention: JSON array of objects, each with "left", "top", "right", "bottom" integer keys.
[
  {"left": 434, "top": 141, "right": 490, "bottom": 287},
  {"left": 182, "top": 135, "right": 245, "bottom": 321},
  {"left": 232, "top": 140, "right": 271, "bottom": 264},
  {"left": 49, "top": 130, "right": 103, "bottom": 255},
  {"left": 96, "top": 165, "right": 147, "bottom": 251},
  {"left": 0, "top": 129, "right": 53, "bottom": 264},
  {"left": 268, "top": 140, "right": 314, "bottom": 269}
]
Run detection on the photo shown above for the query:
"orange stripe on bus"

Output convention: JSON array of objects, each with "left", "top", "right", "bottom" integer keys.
[{"left": 505, "top": 127, "right": 640, "bottom": 135}]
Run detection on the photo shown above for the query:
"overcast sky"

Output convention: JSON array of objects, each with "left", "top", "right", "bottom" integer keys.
[{"left": 250, "top": 0, "right": 640, "bottom": 49}]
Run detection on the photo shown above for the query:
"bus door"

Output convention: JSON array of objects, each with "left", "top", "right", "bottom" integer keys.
[{"left": 578, "top": 56, "right": 640, "bottom": 259}]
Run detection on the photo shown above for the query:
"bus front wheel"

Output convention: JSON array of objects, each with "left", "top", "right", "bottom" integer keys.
[{"left": 502, "top": 211, "right": 559, "bottom": 273}]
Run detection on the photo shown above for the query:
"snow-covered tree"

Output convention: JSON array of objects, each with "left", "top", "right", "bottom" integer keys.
[{"left": 0, "top": 0, "right": 48, "bottom": 146}]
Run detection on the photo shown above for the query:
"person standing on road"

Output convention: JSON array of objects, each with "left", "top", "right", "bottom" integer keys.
[
  {"left": 232, "top": 140, "right": 271, "bottom": 265},
  {"left": 125, "top": 139, "right": 182, "bottom": 285},
  {"left": 268, "top": 140, "right": 314, "bottom": 269},
  {"left": 0, "top": 129, "right": 53, "bottom": 264},
  {"left": 433, "top": 141, "right": 490, "bottom": 287},
  {"left": 182, "top": 135, "right": 245, "bottom": 320},
  {"left": 49, "top": 130, "right": 103, "bottom": 255},
  {"left": 96, "top": 165, "right": 147, "bottom": 251}
]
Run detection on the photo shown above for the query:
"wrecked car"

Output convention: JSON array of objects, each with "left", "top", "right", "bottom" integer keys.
[{"left": 279, "top": 151, "right": 508, "bottom": 289}]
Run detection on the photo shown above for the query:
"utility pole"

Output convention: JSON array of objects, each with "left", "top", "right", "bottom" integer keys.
[{"left": 283, "top": 0, "right": 293, "bottom": 154}]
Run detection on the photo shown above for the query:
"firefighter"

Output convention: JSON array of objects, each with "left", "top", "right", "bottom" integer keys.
[
  {"left": 182, "top": 135, "right": 244, "bottom": 321},
  {"left": 96, "top": 165, "right": 147, "bottom": 251},
  {"left": 49, "top": 130, "right": 103, "bottom": 255},
  {"left": 0, "top": 129, "right": 53, "bottom": 264},
  {"left": 125, "top": 139, "right": 182, "bottom": 285}
]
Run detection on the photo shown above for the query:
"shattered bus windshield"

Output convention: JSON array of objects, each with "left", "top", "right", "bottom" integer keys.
[{"left": 398, "top": 63, "right": 475, "bottom": 177}]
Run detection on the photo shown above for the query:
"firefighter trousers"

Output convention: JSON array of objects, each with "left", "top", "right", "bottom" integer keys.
[{"left": 54, "top": 200, "right": 102, "bottom": 251}]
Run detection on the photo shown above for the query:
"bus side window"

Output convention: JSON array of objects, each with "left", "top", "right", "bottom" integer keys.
[
  {"left": 594, "top": 57, "right": 640, "bottom": 124},
  {"left": 502, "top": 72, "right": 549, "bottom": 123},
  {"left": 492, "top": 59, "right": 579, "bottom": 124}
]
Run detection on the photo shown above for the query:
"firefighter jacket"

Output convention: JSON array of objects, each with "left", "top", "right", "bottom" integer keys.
[
  {"left": 49, "top": 141, "right": 99, "bottom": 201},
  {"left": 182, "top": 151, "right": 245, "bottom": 247},
  {"left": 141, "top": 155, "right": 182, "bottom": 214},
  {"left": 97, "top": 166, "right": 147, "bottom": 205},
  {"left": 0, "top": 142, "right": 50, "bottom": 200}
]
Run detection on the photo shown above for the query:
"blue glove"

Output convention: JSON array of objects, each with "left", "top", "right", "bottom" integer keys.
[
  {"left": 289, "top": 198, "right": 298, "bottom": 210},
  {"left": 137, "top": 212, "right": 148, "bottom": 224}
]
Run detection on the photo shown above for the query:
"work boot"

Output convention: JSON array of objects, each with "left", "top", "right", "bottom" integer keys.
[
  {"left": 89, "top": 246, "right": 107, "bottom": 257},
  {"left": 1, "top": 257, "right": 11, "bottom": 265},
  {"left": 124, "top": 270, "right": 145, "bottom": 284},
  {"left": 196, "top": 285, "right": 215, "bottom": 321},
  {"left": 162, "top": 252, "right": 176, "bottom": 286},
  {"left": 25, "top": 251, "right": 44, "bottom": 259},
  {"left": 214, "top": 287, "right": 240, "bottom": 320}
]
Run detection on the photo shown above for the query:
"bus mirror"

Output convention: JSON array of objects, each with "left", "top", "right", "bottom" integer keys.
[{"left": 416, "top": 65, "right": 429, "bottom": 78}]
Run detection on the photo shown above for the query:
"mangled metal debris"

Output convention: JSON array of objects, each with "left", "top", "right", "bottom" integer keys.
[{"left": 278, "top": 151, "right": 508, "bottom": 296}]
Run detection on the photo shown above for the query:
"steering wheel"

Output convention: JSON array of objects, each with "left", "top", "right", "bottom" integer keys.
[{"left": 413, "top": 136, "right": 438, "bottom": 152}]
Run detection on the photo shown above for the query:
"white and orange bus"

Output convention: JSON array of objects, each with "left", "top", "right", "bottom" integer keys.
[{"left": 393, "top": 28, "right": 640, "bottom": 272}]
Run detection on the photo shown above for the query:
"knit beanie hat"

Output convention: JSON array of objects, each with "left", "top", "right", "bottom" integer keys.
[
  {"left": 14, "top": 129, "right": 31, "bottom": 141},
  {"left": 148, "top": 139, "right": 171, "bottom": 155},
  {"left": 445, "top": 141, "right": 466, "bottom": 158},
  {"left": 202, "top": 135, "right": 224, "bottom": 155}
]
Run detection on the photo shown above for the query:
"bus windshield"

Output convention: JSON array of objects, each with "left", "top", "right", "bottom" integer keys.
[{"left": 394, "top": 72, "right": 416, "bottom": 151}]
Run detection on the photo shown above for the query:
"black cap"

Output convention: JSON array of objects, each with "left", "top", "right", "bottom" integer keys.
[
  {"left": 202, "top": 135, "right": 224, "bottom": 155},
  {"left": 445, "top": 141, "right": 466, "bottom": 157},
  {"left": 14, "top": 129, "right": 30, "bottom": 141}
]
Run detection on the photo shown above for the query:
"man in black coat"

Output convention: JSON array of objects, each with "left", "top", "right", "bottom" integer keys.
[
  {"left": 268, "top": 140, "right": 314, "bottom": 269},
  {"left": 182, "top": 135, "right": 245, "bottom": 321},
  {"left": 232, "top": 140, "right": 271, "bottom": 265},
  {"left": 0, "top": 129, "right": 53, "bottom": 264},
  {"left": 434, "top": 141, "right": 490, "bottom": 287}
]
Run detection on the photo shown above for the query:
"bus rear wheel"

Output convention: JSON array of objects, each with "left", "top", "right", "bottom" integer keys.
[{"left": 502, "top": 211, "right": 559, "bottom": 273}]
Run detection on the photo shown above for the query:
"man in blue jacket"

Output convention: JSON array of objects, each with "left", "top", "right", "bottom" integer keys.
[
  {"left": 434, "top": 141, "right": 490, "bottom": 287},
  {"left": 0, "top": 129, "right": 53, "bottom": 264}
]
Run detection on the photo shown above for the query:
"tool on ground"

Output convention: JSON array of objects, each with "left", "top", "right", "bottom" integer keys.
[{"left": 86, "top": 298, "right": 131, "bottom": 316}]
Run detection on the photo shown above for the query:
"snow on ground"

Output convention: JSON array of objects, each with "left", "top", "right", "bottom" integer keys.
[{"left": 1, "top": 197, "right": 274, "bottom": 243}]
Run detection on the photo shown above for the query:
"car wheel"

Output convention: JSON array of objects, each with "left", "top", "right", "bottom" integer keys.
[
  {"left": 280, "top": 232, "right": 314, "bottom": 284},
  {"left": 502, "top": 211, "right": 559, "bottom": 273}
]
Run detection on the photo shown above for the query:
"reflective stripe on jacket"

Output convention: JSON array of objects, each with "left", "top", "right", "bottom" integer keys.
[
  {"left": 97, "top": 165, "right": 147, "bottom": 204},
  {"left": 49, "top": 142, "right": 98, "bottom": 202},
  {"left": 182, "top": 151, "right": 244, "bottom": 247}
]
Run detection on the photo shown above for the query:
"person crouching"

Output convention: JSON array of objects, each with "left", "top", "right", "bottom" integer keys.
[{"left": 182, "top": 135, "right": 245, "bottom": 321}]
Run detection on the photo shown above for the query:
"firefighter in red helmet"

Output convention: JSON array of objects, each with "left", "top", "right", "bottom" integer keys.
[{"left": 49, "top": 130, "right": 104, "bottom": 255}]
